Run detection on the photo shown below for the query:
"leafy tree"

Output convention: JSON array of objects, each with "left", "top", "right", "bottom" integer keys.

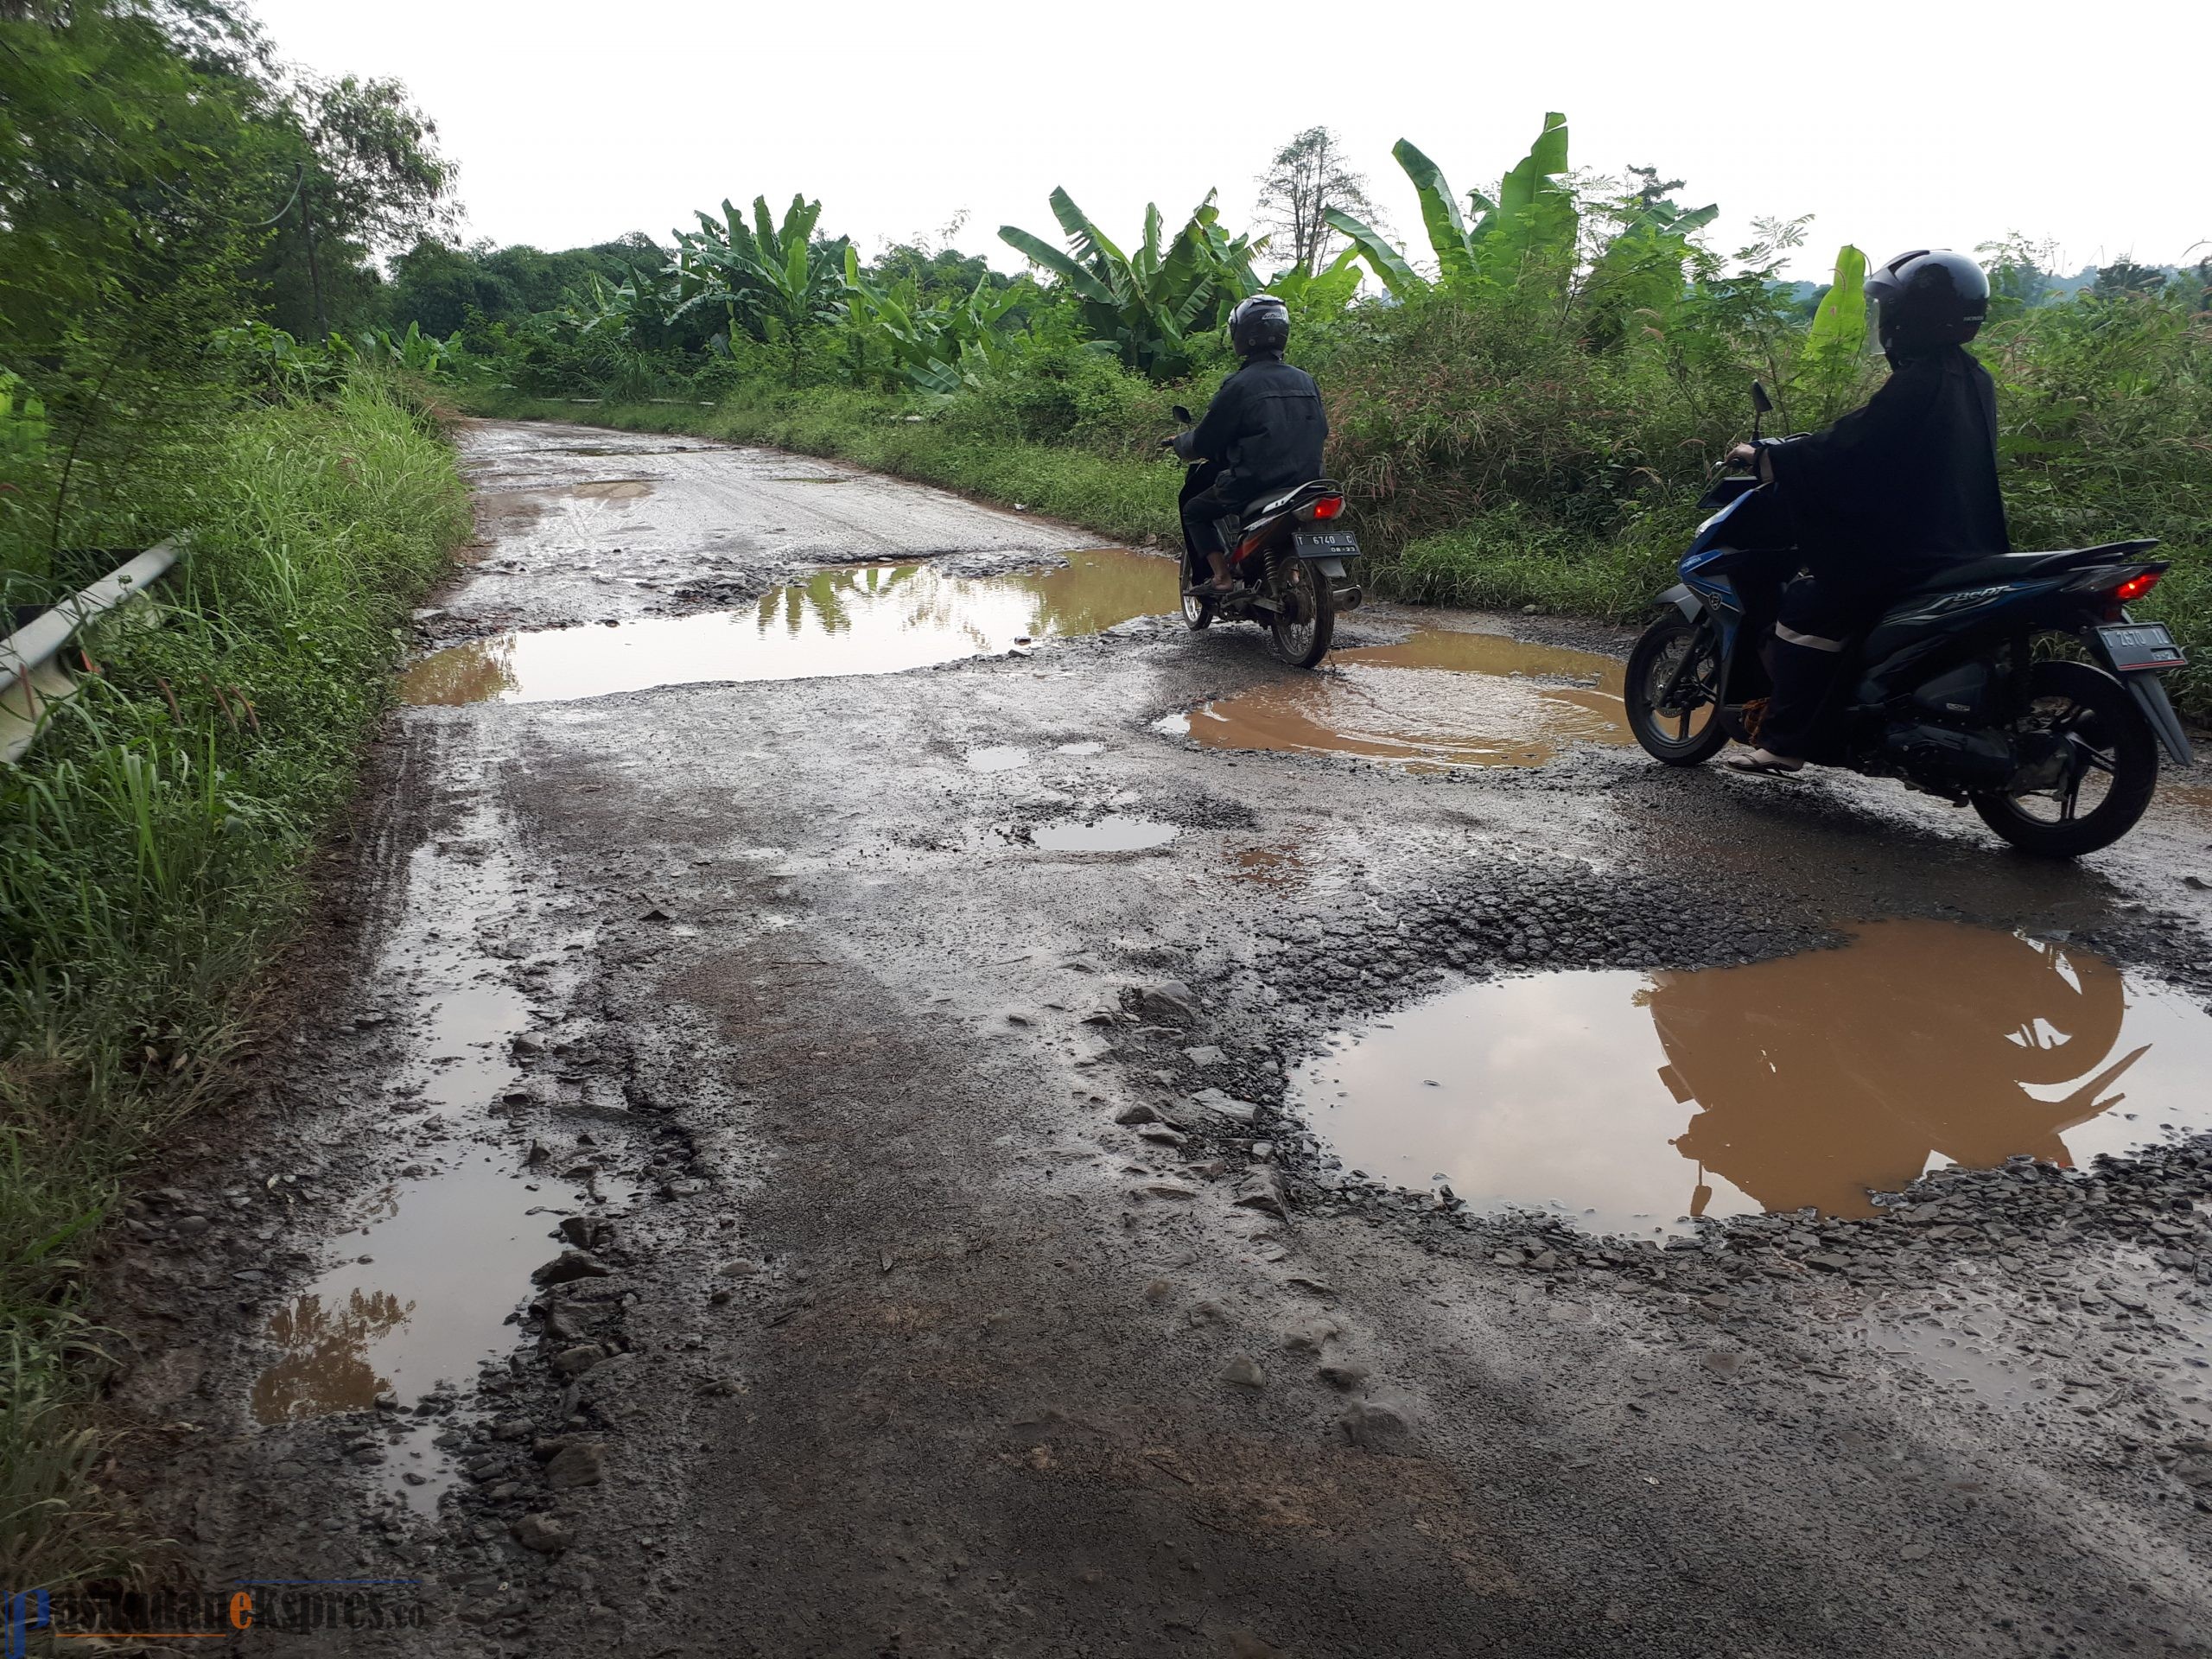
[
  {"left": 868, "top": 243, "right": 1007, "bottom": 300},
  {"left": 259, "top": 73, "right": 458, "bottom": 335},
  {"left": 1979, "top": 232, "right": 2058, "bottom": 316},
  {"left": 2094, "top": 258, "right": 2168, "bottom": 299},
  {"left": 1254, "top": 127, "right": 1383, "bottom": 278},
  {"left": 0, "top": 0, "right": 274, "bottom": 567}
]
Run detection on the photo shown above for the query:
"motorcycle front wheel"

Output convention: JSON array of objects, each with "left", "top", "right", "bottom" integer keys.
[
  {"left": 1625, "top": 613, "right": 1727, "bottom": 765},
  {"left": 1180, "top": 552, "right": 1215, "bottom": 631},
  {"left": 1971, "top": 659, "right": 2158, "bottom": 858},
  {"left": 1268, "top": 557, "right": 1334, "bottom": 668}
]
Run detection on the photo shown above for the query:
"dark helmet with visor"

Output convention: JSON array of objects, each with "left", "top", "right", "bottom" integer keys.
[
  {"left": 1228, "top": 294, "right": 1291, "bottom": 359},
  {"left": 1864, "top": 249, "right": 1990, "bottom": 356}
]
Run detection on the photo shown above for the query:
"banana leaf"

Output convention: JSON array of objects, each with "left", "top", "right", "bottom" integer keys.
[
  {"left": 998, "top": 226, "right": 1117, "bottom": 306},
  {"left": 1324, "top": 207, "right": 1423, "bottom": 299},
  {"left": 1477, "top": 112, "right": 1576, "bottom": 269},
  {"left": 1049, "top": 188, "right": 1130, "bottom": 289},
  {"left": 1391, "top": 138, "right": 1478, "bottom": 287},
  {"left": 1803, "top": 245, "right": 1869, "bottom": 373}
]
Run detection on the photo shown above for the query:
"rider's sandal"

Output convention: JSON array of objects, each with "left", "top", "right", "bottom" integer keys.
[{"left": 1723, "top": 748, "right": 1806, "bottom": 775}]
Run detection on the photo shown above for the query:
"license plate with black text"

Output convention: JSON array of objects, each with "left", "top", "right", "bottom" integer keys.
[
  {"left": 2098, "top": 621, "right": 2186, "bottom": 672},
  {"left": 1294, "top": 528, "right": 1360, "bottom": 560}
]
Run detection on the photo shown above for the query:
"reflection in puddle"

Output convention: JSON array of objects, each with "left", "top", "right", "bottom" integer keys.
[
  {"left": 1157, "top": 628, "right": 1630, "bottom": 767},
  {"left": 1295, "top": 920, "right": 2212, "bottom": 1234},
  {"left": 402, "top": 548, "right": 1175, "bottom": 705},
  {"left": 967, "top": 746, "right": 1029, "bottom": 772},
  {"left": 251, "top": 813, "right": 619, "bottom": 1510},
  {"left": 1031, "top": 815, "right": 1180, "bottom": 852}
]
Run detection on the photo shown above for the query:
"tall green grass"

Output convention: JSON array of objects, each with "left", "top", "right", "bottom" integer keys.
[{"left": 0, "top": 378, "right": 468, "bottom": 1586}]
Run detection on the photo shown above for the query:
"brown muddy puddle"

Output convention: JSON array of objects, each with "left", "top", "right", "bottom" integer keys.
[
  {"left": 1157, "top": 628, "right": 1631, "bottom": 767},
  {"left": 251, "top": 815, "right": 625, "bottom": 1510},
  {"left": 1295, "top": 919, "right": 2212, "bottom": 1235},
  {"left": 402, "top": 548, "right": 1176, "bottom": 706}
]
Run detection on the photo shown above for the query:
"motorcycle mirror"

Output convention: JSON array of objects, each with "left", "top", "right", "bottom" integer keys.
[
  {"left": 1171, "top": 405, "right": 1193, "bottom": 425},
  {"left": 1751, "top": 380, "right": 1774, "bottom": 416}
]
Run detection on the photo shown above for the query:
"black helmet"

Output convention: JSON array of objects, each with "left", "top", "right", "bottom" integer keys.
[
  {"left": 1864, "top": 249, "right": 1990, "bottom": 356},
  {"left": 1228, "top": 294, "right": 1290, "bottom": 359}
]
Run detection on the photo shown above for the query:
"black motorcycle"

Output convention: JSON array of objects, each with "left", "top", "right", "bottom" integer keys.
[
  {"left": 1624, "top": 383, "right": 2192, "bottom": 856},
  {"left": 1168, "top": 404, "right": 1362, "bottom": 669}
]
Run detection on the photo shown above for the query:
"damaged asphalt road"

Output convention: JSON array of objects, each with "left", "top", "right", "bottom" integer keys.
[{"left": 104, "top": 420, "right": 2212, "bottom": 1656}]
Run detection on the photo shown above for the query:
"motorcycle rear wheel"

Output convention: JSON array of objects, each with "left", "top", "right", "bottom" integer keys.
[
  {"left": 1625, "top": 614, "right": 1727, "bottom": 765},
  {"left": 1268, "top": 558, "right": 1334, "bottom": 668},
  {"left": 1971, "top": 659, "right": 2158, "bottom": 858}
]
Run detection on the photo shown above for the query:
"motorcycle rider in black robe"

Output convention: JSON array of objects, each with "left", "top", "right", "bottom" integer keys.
[
  {"left": 1724, "top": 249, "right": 2011, "bottom": 772},
  {"left": 1170, "top": 295, "right": 1329, "bottom": 596}
]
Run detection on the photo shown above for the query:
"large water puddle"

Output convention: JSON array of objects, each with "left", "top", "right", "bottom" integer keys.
[
  {"left": 402, "top": 547, "right": 1176, "bottom": 705},
  {"left": 251, "top": 811, "right": 623, "bottom": 1509},
  {"left": 1294, "top": 919, "right": 2212, "bottom": 1234},
  {"left": 1032, "top": 814, "right": 1180, "bottom": 853},
  {"left": 1156, "top": 629, "right": 1630, "bottom": 767}
]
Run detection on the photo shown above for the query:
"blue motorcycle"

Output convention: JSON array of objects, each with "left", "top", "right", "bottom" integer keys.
[{"left": 1624, "top": 383, "right": 2192, "bottom": 857}]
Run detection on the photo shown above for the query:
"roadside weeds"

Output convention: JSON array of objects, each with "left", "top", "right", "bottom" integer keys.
[{"left": 0, "top": 378, "right": 470, "bottom": 1588}]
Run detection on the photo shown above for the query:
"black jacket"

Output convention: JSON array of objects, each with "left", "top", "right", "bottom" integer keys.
[
  {"left": 1764, "top": 346, "right": 2009, "bottom": 604},
  {"left": 1174, "top": 354, "right": 1328, "bottom": 501}
]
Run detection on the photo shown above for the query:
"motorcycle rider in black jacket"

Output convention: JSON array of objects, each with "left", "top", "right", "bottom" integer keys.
[
  {"left": 1170, "top": 296, "right": 1329, "bottom": 595},
  {"left": 1723, "top": 249, "right": 2010, "bottom": 773}
]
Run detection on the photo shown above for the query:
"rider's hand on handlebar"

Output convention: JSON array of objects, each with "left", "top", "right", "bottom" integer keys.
[
  {"left": 1159, "top": 435, "right": 1181, "bottom": 451},
  {"left": 1727, "top": 442, "right": 1774, "bottom": 482}
]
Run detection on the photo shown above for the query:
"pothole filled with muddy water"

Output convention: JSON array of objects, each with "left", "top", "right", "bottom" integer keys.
[
  {"left": 403, "top": 547, "right": 1175, "bottom": 705},
  {"left": 250, "top": 806, "right": 626, "bottom": 1509},
  {"left": 1295, "top": 919, "right": 2212, "bottom": 1234},
  {"left": 1157, "top": 629, "right": 1630, "bottom": 767}
]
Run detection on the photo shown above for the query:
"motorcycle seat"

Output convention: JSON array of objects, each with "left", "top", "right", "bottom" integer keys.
[
  {"left": 1905, "top": 540, "right": 2160, "bottom": 594},
  {"left": 1242, "top": 478, "right": 1343, "bottom": 524}
]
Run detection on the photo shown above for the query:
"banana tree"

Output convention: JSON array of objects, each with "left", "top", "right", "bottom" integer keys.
[
  {"left": 1793, "top": 245, "right": 1873, "bottom": 420},
  {"left": 842, "top": 251, "right": 1028, "bottom": 393},
  {"left": 1000, "top": 189, "right": 1265, "bottom": 379},
  {"left": 672, "top": 194, "right": 849, "bottom": 385},
  {"left": 1265, "top": 245, "right": 1364, "bottom": 312},
  {"left": 1325, "top": 113, "right": 1581, "bottom": 297}
]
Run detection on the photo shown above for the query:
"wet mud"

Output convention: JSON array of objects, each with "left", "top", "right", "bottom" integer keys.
[
  {"left": 113, "top": 423, "right": 2212, "bottom": 1659},
  {"left": 402, "top": 548, "right": 1176, "bottom": 705},
  {"left": 246, "top": 803, "right": 625, "bottom": 1510},
  {"left": 1159, "top": 626, "right": 1629, "bottom": 767},
  {"left": 1294, "top": 919, "right": 2212, "bottom": 1232}
]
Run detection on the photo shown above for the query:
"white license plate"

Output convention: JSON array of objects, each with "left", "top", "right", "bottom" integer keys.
[
  {"left": 2098, "top": 622, "right": 2186, "bottom": 672},
  {"left": 1294, "top": 528, "right": 1359, "bottom": 559}
]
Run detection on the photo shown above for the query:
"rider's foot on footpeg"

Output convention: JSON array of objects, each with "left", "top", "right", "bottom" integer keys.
[{"left": 1723, "top": 748, "right": 1806, "bottom": 775}]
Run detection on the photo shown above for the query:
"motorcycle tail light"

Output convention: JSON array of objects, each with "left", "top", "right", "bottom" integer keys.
[
  {"left": 2113, "top": 570, "right": 2160, "bottom": 602},
  {"left": 1312, "top": 495, "right": 1344, "bottom": 520}
]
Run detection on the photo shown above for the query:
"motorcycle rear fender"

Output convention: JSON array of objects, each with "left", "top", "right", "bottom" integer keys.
[
  {"left": 2123, "top": 671, "right": 2196, "bottom": 766},
  {"left": 1656, "top": 583, "right": 1703, "bottom": 623}
]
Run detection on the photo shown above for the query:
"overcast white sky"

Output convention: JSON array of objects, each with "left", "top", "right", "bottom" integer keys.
[{"left": 253, "top": 0, "right": 2207, "bottom": 283}]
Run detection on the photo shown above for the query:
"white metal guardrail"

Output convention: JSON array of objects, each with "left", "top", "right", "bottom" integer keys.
[{"left": 0, "top": 537, "right": 182, "bottom": 763}]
